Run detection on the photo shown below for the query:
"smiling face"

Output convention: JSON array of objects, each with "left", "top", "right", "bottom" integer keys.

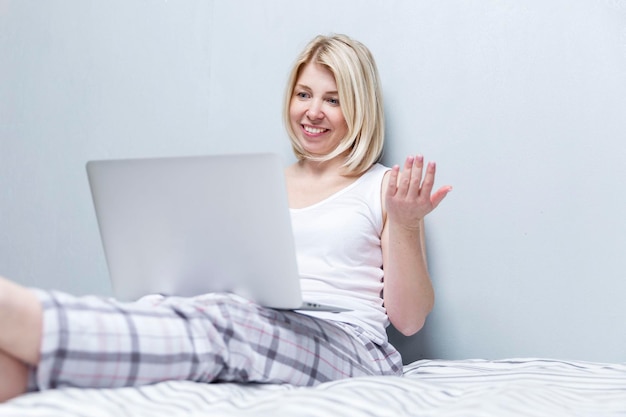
[{"left": 288, "top": 62, "right": 349, "bottom": 158}]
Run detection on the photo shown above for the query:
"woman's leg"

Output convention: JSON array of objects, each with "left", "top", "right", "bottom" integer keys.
[
  {"left": 0, "top": 351, "right": 29, "bottom": 401},
  {"left": 0, "top": 277, "right": 43, "bottom": 365},
  {"left": 32, "top": 291, "right": 402, "bottom": 391},
  {"left": 0, "top": 277, "right": 43, "bottom": 401}
]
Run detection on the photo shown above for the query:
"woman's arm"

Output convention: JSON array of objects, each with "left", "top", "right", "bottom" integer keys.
[{"left": 381, "top": 155, "right": 451, "bottom": 336}]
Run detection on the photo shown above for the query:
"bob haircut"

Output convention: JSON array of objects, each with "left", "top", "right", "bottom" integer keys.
[{"left": 283, "top": 34, "right": 385, "bottom": 176}]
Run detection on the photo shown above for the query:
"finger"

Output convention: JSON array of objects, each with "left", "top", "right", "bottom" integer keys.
[
  {"left": 407, "top": 154, "right": 424, "bottom": 199},
  {"left": 397, "top": 156, "right": 414, "bottom": 196},
  {"left": 419, "top": 161, "right": 437, "bottom": 199},
  {"left": 386, "top": 165, "right": 400, "bottom": 197},
  {"left": 430, "top": 185, "right": 453, "bottom": 210}
]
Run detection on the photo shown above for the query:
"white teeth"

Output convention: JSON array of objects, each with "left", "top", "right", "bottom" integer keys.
[{"left": 304, "top": 126, "right": 327, "bottom": 134}]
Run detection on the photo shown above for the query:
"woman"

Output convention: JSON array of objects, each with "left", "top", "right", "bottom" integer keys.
[{"left": 0, "top": 34, "right": 451, "bottom": 401}]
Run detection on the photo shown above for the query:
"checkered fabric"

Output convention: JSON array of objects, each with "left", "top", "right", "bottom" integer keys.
[{"left": 29, "top": 290, "right": 402, "bottom": 391}]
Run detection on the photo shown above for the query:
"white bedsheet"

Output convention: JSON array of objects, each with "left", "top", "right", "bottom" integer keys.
[{"left": 1, "top": 358, "right": 625, "bottom": 416}]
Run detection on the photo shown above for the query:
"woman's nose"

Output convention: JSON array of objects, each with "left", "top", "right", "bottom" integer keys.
[{"left": 306, "top": 100, "right": 324, "bottom": 120}]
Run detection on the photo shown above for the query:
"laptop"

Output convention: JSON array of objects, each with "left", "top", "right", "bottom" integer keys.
[{"left": 86, "top": 152, "right": 347, "bottom": 312}]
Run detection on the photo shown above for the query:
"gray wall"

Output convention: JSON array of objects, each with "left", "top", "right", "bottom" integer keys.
[{"left": 1, "top": 0, "right": 625, "bottom": 364}]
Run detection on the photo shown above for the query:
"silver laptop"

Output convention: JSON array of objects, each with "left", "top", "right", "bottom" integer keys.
[{"left": 86, "top": 153, "right": 346, "bottom": 312}]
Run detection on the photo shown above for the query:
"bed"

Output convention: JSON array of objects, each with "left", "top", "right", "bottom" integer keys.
[{"left": 1, "top": 357, "right": 624, "bottom": 416}]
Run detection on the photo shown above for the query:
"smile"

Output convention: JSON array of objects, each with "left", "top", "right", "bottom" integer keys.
[{"left": 302, "top": 125, "right": 329, "bottom": 135}]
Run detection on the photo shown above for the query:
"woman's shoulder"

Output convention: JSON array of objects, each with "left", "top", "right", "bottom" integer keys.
[
  {"left": 362, "top": 162, "right": 391, "bottom": 184},
  {"left": 368, "top": 162, "right": 390, "bottom": 174}
]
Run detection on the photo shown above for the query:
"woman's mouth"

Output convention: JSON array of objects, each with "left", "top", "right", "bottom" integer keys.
[{"left": 302, "top": 125, "right": 329, "bottom": 135}]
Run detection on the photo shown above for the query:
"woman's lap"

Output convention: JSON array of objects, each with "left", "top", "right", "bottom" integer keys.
[{"left": 29, "top": 290, "right": 402, "bottom": 391}]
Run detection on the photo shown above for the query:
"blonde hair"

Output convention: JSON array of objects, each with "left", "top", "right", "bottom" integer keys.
[{"left": 283, "top": 34, "right": 385, "bottom": 176}]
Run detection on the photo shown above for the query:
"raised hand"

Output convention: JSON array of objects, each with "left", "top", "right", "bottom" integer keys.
[{"left": 385, "top": 155, "right": 452, "bottom": 229}]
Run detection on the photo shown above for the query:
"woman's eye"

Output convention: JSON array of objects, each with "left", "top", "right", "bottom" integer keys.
[
  {"left": 327, "top": 97, "right": 340, "bottom": 106},
  {"left": 296, "top": 92, "right": 310, "bottom": 99}
]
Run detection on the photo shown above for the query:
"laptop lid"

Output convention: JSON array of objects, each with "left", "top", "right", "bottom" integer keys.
[{"left": 86, "top": 153, "right": 304, "bottom": 309}]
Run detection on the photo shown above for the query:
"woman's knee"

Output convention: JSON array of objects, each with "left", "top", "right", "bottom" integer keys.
[
  {"left": 0, "top": 279, "right": 43, "bottom": 365},
  {"left": 0, "top": 350, "right": 29, "bottom": 402}
]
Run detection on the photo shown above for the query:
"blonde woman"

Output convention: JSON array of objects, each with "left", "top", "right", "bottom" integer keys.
[{"left": 0, "top": 34, "right": 451, "bottom": 401}]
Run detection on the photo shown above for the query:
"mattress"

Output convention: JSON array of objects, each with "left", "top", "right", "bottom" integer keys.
[{"left": 1, "top": 358, "right": 625, "bottom": 416}]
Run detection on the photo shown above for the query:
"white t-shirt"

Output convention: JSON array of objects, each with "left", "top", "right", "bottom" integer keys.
[{"left": 290, "top": 163, "right": 390, "bottom": 344}]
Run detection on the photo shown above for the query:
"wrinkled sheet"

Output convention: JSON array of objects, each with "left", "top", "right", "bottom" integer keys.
[{"left": 1, "top": 358, "right": 625, "bottom": 417}]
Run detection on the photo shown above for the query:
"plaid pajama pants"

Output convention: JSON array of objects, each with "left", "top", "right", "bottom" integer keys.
[{"left": 28, "top": 290, "right": 403, "bottom": 391}]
